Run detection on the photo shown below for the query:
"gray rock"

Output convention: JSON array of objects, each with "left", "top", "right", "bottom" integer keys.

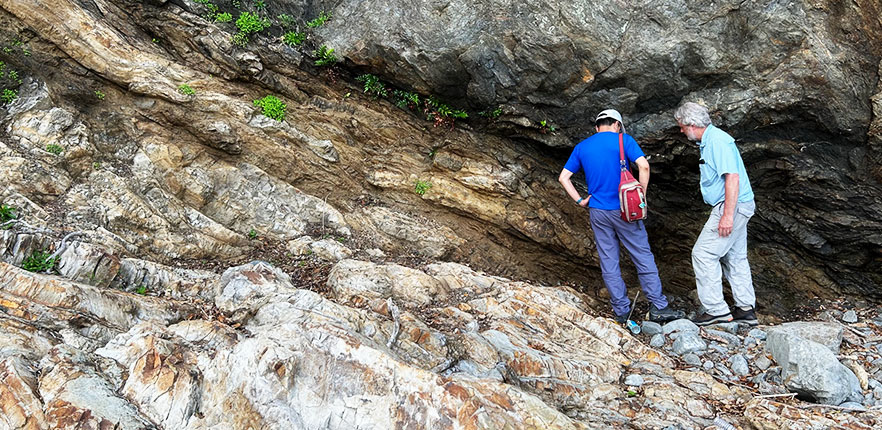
[
  {"left": 704, "top": 329, "right": 742, "bottom": 347},
  {"left": 842, "top": 310, "right": 858, "bottom": 323},
  {"left": 839, "top": 401, "right": 866, "bottom": 411},
  {"left": 748, "top": 328, "right": 767, "bottom": 340},
  {"left": 744, "top": 337, "right": 758, "bottom": 349},
  {"left": 729, "top": 354, "right": 750, "bottom": 376},
  {"left": 641, "top": 321, "right": 663, "bottom": 336},
  {"left": 662, "top": 319, "right": 699, "bottom": 336},
  {"left": 715, "top": 364, "right": 733, "bottom": 377},
  {"left": 708, "top": 343, "right": 728, "bottom": 354},
  {"left": 709, "top": 322, "right": 739, "bottom": 334},
  {"left": 673, "top": 333, "right": 707, "bottom": 355},
  {"left": 683, "top": 354, "right": 702, "bottom": 367},
  {"left": 755, "top": 355, "right": 773, "bottom": 371},
  {"left": 624, "top": 374, "right": 644, "bottom": 387},
  {"left": 216, "top": 261, "right": 297, "bottom": 323},
  {"left": 703, "top": 361, "right": 714, "bottom": 370},
  {"left": 767, "top": 322, "right": 844, "bottom": 354},
  {"left": 309, "top": 239, "right": 354, "bottom": 262},
  {"left": 766, "top": 330, "right": 862, "bottom": 405},
  {"left": 649, "top": 334, "right": 665, "bottom": 348}
]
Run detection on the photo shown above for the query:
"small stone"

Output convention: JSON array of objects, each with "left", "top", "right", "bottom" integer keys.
[
  {"left": 683, "top": 354, "right": 702, "bottom": 366},
  {"left": 748, "top": 328, "right": 767, "bottom": 340},
  {"left": 839, "top": 401, "right": 866, "bottom": 410},
  {"left": 708, "top": 343, "right": 728, "bottom": 354},
  {"left": 705, "top": 328, "right": 741, "bottom": 347},
  {"left": 641, "top": 321, "right": 663, "bottom": 336},
  {"left": 673, "top": 332, "right": 707, "bottom": 355},
  {"left": 624, "top": 374, "right": 644, "bottom": 387},
  {"left": 744, "top": 337, "right": 757, "bottom": 349},
  {"left": 650, "top": 334, "right": 665, "bottom": 348},
  {"left": 715, "top": 364, "right": 733, "bottom": 377},
  {"left": 703, "top": 360, "right": 714, "bottom": 370},
  {"left": 842, "top": 310, "right": 858, "bottom": 323},
  {"left": 755, "top": 355, "right": 772, "bottom": 371},
  {"left": 710, "top": 322, "right": 739, "bottom": 334},
  {"left": 365, "top": 248, "right": 386, "bottom": 258},
  {"left": 662, "top": 319, "right": 699, "bottom": 335},
  {"left": 729, "top": 354, "right": 750, "bottom": 376}
]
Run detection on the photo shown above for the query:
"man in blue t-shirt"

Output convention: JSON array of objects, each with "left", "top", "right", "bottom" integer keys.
[
  {"left": 674, "top": 102, "right": 758, "bottom": 327},
  {"left": 559, "top": 109, "right": 683, "bottom": 323}
]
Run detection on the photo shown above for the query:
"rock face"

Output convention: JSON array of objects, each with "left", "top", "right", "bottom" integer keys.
[{"left": 0, "top": 0, "right": 881, "bottom": 426}]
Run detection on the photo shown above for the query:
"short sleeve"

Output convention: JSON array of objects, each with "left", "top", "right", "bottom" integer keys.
[
  {"left": 563, "top": 146, "right": 582, "bottom": 174},
  {"left": 707, "top": 142, "right": 739, "bottom": 176},
  {"left": 623, "top": 134, "right": 645, "bottom": 164}
]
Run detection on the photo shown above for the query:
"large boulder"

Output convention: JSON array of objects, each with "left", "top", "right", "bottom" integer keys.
[
  {"left": 766, "top": 328, "right": 862, "bottom": 405},
  {"left": 767, "top": 322, "right": 844, "bottom": 354}
]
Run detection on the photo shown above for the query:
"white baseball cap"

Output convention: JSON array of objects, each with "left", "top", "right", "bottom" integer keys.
[{"left": 595, "top": 109, "right": 624, "bottom": 126}]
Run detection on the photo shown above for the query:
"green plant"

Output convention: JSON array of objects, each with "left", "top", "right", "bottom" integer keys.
[
  {"left": 152, "top": 38, "right": 160, "bottom": 43},
  {"left": 93, "top": 161, "right": 102, "bottom": 169},
  {"left": 393, "top": 90, "right": 419, "bottom": 110},
  {"left": 247, "top": 228, "right": 258, "bottom": 239},
  {"left": 355, "top": 74, "right": 387, "bottom": 98},
  {"left": 232, "top": 0, "right": 241, "bottom": 8},
  {"left": 194, "top": 0, "right": 219, "bottom": 19},
  {"left": 424, "top": 96, "right": 467, "bottom": 127},
  {"left": 136, "top": 285, "right": 148, "bottom": 295},
  {"left": 254, "top": 0, "right": 266, "bottom": 10},
  {"left": 21, "top": 250, "right": 58, "bottom": 273},
  {"left": 306, "top": 11, "right": 332, "bottom": 28},
  {"left": 8, "top": 70, "right": 22, "bottom": 85},
  {"left": 94, "top": 90, "right": 105, "bottom": 100},
  {"left": 312, "top": 45, "right": 337, "bottom": 66},
  {"left": 234, "top": 11, "right": 271, "bottom": 46},
  {"left": 253, "top": 95, "right": 286, "bottom": 121},
  {"left": 1, "top": 89, "right": 17, "bottom": 104},
  {"left": 178, "top": 84, "right": 195, "bottom": 95},
  {"left": 539, "top": 119, "right": 556, "bottom": 133},
  {"left": 215, "top": 12, "right": 233, "bottom": 22},
  {"left": 45, "top": 144, "right": 63, "bottom": 155},
  {"left": 0, "top": 204, "right": 17, "bottom": 223},
  {"left": 479, "top": 107, "right": 503, "bottom": 119},
  {"left": 414, "top": 180, "right": 432, "bottom": 196},
  {"left": 277, "top": 14, "right": 296, "bottom": 28},
  {"left": 282, "top": 31, "right": 305, "bottom": 46}
]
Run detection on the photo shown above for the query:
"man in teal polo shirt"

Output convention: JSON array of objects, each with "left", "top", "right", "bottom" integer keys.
[{"left": 674, "top": 102, "right": 758, "bottom": 326}]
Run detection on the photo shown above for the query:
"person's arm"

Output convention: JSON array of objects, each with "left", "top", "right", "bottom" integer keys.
[
  {"left": 635, "top": 156, "right": 650, "bottom": 191},
  {"left": 558, "top": 169, "right": 590, "bottom": 208},
  {"left": 718, "top": 173, "right": 739, "bottom": 237}
]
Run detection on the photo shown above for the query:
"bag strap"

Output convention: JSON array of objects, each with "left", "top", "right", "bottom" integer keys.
[{"left": 619, "top": 132, "right": 626, "bottom": 171}]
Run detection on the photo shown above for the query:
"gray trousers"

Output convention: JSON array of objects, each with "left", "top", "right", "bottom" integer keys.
[
  {"left": 693, "top": 200, "right": 756, "bottom": 315},
  {"left": 589, "top": 208, "right": 669, "bottom": 317}
]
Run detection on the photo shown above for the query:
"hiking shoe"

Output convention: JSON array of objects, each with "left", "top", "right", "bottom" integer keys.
[
  {"left": 692, "top": 311, "right": 733, "bottom": 326},
  {"left": 648, "top": 305, "right": 685, "bottom": 323},
  {"left": 614, "top": 313, "right": 629, "bottom": 324},
  {"left": 732, "top": 306, "right": 759, "bottom": 326}
]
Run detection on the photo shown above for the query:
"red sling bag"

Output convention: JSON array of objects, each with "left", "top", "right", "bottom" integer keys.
[{"left": 618, "top": 133, "right": 648, "bottom": 222}]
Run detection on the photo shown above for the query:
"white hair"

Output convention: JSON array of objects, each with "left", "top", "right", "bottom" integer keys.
[{"left": 674, "top": 102, "right": 712, "bottom": 128}]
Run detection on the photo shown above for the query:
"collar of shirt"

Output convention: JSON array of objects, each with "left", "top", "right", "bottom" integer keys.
[{"left": 699, "top": 124, "right": 716, "bottom": 149}]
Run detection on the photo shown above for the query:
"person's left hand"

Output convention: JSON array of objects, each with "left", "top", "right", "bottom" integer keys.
[{"left": 718, "top": 213, "right": 734, "bottom": 237}]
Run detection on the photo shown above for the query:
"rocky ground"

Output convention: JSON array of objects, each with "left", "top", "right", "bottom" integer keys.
[
  {"left": 2, "top": 224, "right": 882, "bottom": 429},
  {"left": 1, "top": 0, "right": 882, "bottom": 428}
]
